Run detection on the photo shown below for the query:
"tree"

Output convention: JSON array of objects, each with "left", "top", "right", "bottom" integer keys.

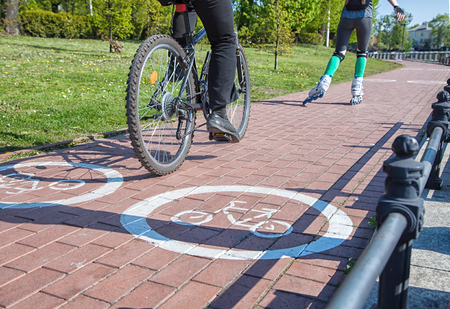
[
  {"left": 429, "top": 14, "right": 450, "bottom": 49},
  {"left": 233, "top": 0, "right": 258, "bottom": 32},
  {"left": 130, "top": 0, "right": 171, "bottom": 40},
  {"left": 237, "top": 0, "right": 321, "bottom": 69},
  {"left": 3, "top": 0, "right": 19, "bottom": 35},
  {"left": 398, "top": 13, "right": 413, "bottom": 50},
  {"left": 306, "top": 0, "right": 343, "bottom": 40},
  {"left": 269, "top": 0, "right": 293, "bottom": 69},
  {"left": 375, "top": 11, "right": 412, "bottom": 51},
  {"left": 93, "top": 0, "right": 134, "bottom": 52}
]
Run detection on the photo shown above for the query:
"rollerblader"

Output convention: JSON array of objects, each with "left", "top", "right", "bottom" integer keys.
[{"left": 303, "top": 0, "right": 405, "bottom": 106}]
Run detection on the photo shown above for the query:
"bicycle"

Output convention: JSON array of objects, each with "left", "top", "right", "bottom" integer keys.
[
  {"left": 125, "top": 1, "right": 251, "bottom": 176},
  {"left": 171, "top": 200, "right": 293, "bottom": 239}
]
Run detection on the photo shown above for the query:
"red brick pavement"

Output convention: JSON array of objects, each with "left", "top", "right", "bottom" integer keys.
[{"left": 0, "top": 61, "right": 449, "bottom": 308}]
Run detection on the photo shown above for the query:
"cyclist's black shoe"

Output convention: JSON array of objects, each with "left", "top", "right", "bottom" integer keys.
[{"left": 207, "top": 111, "right": 240, "bottom": 143}]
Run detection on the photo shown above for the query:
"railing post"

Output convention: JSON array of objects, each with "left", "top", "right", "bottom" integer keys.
[
  {"left": 445, "top": 79, "right": 450, "bottom": 94},
  {"left": 425, "top": 91, "right": 450, "bottom": 189},
  {"left": 375, "top": 135, "right": 425, "bottom": 309}
]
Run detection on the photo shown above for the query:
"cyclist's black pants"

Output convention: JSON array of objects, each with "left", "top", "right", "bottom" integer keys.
[{"left": 172, "top": 0, "right": 238, "bottom": 113}]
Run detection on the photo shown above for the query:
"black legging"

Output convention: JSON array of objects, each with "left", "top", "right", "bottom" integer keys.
[
  {"left": 172, "top": 0, "right": 238, "bottom": 113},
  {"left": 335, "top": 17, "right": 372, "bottom": 53}
]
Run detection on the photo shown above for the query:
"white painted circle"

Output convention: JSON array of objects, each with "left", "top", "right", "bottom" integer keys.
[
  {"left": 0, "top": 162, "right": 123, "bottom": 209},
  {"left": 121, "top": 186, "right": 354, "bottom": 260}
]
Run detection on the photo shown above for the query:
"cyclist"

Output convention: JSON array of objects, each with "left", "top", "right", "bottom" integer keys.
[
  {"left": 303, "top": 0, "right": 405, "bottom": 105},
  {"left": 164, "top": 0, "right": 241, "bottom": 143}
]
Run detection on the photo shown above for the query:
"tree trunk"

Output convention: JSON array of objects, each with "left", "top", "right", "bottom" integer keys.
[
  {"left": 109, "top": 15, "right": 113, "bottom": 53},
  {"left": 4, "top": 0, "right": 19, "bottom": 35},
  {"left": 274, "top": 36, "right": 279, "bottom": 70},
  {"left": 1, "top": 0, "right": 6, "bottom": 22},
  {"left": 274, "top": 0, "right": 279, "bottom": 70}
]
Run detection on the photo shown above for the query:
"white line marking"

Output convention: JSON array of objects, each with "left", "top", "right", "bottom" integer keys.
[
  {"left": 364, "top": 79, "right": 397, "bottom": 83},
  {"left": 407, "top": 80, "right": 447, "bottom": 84}
]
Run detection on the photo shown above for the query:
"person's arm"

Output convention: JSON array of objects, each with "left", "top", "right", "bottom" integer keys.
[{"left": 387, "top": 0, "right": 405, "bottom": 21}]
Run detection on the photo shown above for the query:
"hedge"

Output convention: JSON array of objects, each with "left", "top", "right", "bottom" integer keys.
[{"left": 20, "top": 10, "right": 96, "bottom": 39}]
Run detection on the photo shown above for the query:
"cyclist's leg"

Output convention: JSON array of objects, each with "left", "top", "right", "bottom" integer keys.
[
  {"left": 191, "top": 0, "right": 240, "bottom": 142},
  {"left": 171, "top": 3, "right": 197, "bottom": 48}
]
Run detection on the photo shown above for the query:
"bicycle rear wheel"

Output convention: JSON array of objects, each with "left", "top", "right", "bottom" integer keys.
[
  {"left": 229, "top": 45, "right": 251, "bottom": 139},
  {"left": 126, "top": 35, "right": 195, "bottom": 176}
]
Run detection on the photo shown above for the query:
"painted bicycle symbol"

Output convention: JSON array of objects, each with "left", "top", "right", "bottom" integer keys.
[
  {"left": 0, "top": 162, "right": 123, "bottom": 209},
  {"left": 171, "top": 201, "right": 293, "bottom": 238},
  {"left": 0, "top": 172, "right": 85, "bottom": 195}
]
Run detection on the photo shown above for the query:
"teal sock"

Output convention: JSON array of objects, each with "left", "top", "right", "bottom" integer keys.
[
  {"left": 324, "top": 56, "right": 341, "bottom": 76},
  {"left": 355, "top": 57, "right": 367, "bottom": 78}
]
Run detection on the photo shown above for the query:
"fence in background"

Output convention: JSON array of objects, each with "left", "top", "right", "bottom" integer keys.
[
  {"left": 368, "top": 51, "right": 450, "bottom": 65},
  {"left": 326, "top": 81, "right": 450, "bottom": 309}
]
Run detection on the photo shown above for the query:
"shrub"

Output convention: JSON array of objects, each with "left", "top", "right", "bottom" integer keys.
[
  {"left": 20, "top": 10, "right": 95, "bottom": 39},
  {"left": 298, "top": 32, "right": 324, "bottom": 45}
]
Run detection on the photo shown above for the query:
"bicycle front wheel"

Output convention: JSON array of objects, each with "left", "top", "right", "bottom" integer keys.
[
  {"left": 126, "top": 35, "right": 195, "bottom": 176},
  {"left": 228, "top": 45, "right": 251, "bottom": 139}
]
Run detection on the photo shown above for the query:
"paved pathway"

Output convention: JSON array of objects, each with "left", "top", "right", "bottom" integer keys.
[{"left": 0, "top": 61, "right": 449, "bottom": 309}]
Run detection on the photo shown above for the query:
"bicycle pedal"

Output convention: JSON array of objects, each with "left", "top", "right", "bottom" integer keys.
[{"left": 212, "top": 133, "right": 232, "bottom": 142}]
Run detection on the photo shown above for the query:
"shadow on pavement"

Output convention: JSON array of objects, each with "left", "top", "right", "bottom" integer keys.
[{"left": 0, "top": 118, "right": 435, "bottom": 308}]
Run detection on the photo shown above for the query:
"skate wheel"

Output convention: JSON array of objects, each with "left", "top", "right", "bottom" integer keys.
[{"left": 350, "top": 96, "right": 362, "bottom": 105}]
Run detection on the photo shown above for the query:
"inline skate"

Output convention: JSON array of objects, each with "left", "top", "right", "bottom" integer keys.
[
  {"left": 350, "top": 76, "right": 364, "bottom": 105},
  {"left": 303, "top": 75, "right": 332, "bottom": 105}
]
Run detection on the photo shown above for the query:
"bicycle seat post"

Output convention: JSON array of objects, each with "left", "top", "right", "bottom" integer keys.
[{"left": 176, "top": 3, "right": 194, "bottom": 46}]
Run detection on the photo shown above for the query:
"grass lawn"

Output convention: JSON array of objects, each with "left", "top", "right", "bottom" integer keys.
[{"left": 0, "top": 34, "right": 401, "bottom": 157}]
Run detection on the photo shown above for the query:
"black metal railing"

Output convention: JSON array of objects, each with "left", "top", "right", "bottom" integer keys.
[{"left": 326, "top": 87, "right": 450, "bottom": 309}]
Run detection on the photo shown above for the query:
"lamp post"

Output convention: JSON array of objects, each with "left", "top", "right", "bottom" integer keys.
[
  {"left": 326, "top": 4, "right": 330, "bottom": 47},
  {"left": 402, "top": 23, "right": 406, "bottom": 50}
]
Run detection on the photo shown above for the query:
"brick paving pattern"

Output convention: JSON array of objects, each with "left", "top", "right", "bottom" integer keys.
[{"left": 0, "top": 61, "right": 449, "bottom": 308}]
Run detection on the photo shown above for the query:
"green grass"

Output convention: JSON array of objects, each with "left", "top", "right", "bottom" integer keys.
[{"left": 0, "top": 34, "right": 401, "bottom": 155}]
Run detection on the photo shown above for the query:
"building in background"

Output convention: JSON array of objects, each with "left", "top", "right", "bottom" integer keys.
[{"left": 409, "top": 22, "right": 434, "bottom": 50}]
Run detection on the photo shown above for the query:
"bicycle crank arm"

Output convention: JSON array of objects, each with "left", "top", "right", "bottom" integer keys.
[{"left": 177, "top": 122, "right": 206, "bottom": 140}]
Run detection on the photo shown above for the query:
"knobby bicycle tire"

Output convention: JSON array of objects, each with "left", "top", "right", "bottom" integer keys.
[
  {"left": 233, "top": 45, "right": 251, "bottom": 139},
  {"left": 126, "top": 35, "right": 196, "bottom": 176}
]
